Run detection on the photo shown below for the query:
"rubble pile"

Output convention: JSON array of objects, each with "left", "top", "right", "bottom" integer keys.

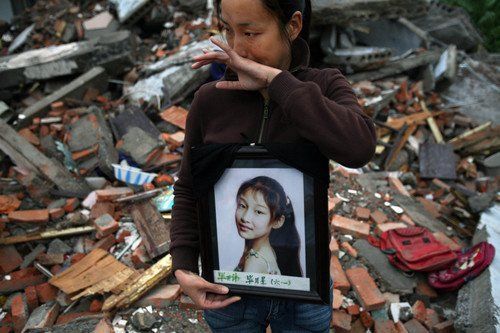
[{"left": 0, "top": 0, "right": 498, "bottom": 332}]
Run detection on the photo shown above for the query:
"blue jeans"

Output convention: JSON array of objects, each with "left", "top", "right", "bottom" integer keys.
[{"left": 204, "top": 281, "right": 333, "bottom": 332}]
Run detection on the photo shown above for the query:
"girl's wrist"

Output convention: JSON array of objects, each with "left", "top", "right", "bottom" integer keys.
[{"left": 265, "top": 68, "right": 282, "bottom": 87}]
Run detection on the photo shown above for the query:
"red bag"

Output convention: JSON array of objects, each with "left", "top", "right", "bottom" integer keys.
[
  {"left": 369, "top": 227, "right": 458, "bottom": 272},
  {"left": 428, "top": 242, "right": 495, "bottom": 292}
]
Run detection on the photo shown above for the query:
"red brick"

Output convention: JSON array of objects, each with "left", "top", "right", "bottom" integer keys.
[
  {"left": 432, "top": 232, "right": 461, "bottom": 251},
  {"left": 432, "top": 320, "right": 455, "bottom": 333},
  {"left": 11, "top": 294, "right": 28, "bottom": 332},
  {"left": 90, "top": 202, "right": 115, "bottom": 220},
  {"left": 329, "top": 236, "right": 339, "bottom": 255},
  {"left": 370, "top": 210, "right": 388, "bottom": 224},
  {"left": 331, "top": 311, "right": 351, "bottom": 332},
  {"left": 159, "top": 106, "right": 188, "bottom": 130},
  {"left": 0, "top": 245, "right": 23, "bottom": 274},
  {"left": 93, "top": 318, "right": 114, "bottom": 333},
  {"left": 71, "top": 253, "right": 86, "bottom": 264},
  {"left": 341, "top": 242, "right": 358, "bottom": 258},
  {"left": 131, "top": 244, "right": 150, "bottom": 269},
  {"left": 352, "top": 319, "right": 367, "bottom": 333},
  {"left": 64, "top": 198, "right": 80, "bottom": 213},
  {"left": 50, "top": 265, "right": 63, "bottom": 276},
  {"left": 91, "top": 234, "right": 116, "bottom": 251},
  {"left": 89, "top": 299, "right": 103, "bottom": 313},
  {"left": 404, "top": 319, "right": 429, "bottom": 333},
  {"left": 330, "top": 215, "right": 370, "bottom": 239},
  {"left": 347, "top": 304, "right": 360, "bottom": 316},
  {"left": 8, "top": 209, "right": 49, "bottom": 224},
  {"left": 424, "top": 309, "right": 440, "bottom": 330},
  {"left": 346, "top": 267, "right": 385, "bottom": 311},
  {"left": 328, "top": 196, "right": 342, "bottom": 212},
  {"left": 412, "top": 300, "right": 427, "bottom": 323},
  {"left": 432, "top": 178, "right": 451, "bottom": 191},
  {"left": 375, "top": 319, "right": 398, "bottom": 333},
  {"left": 332, "top": 289, "right": 343, "bottom": 310},
  {"left": 0, "top": 274, "right": 46, "bottom": 293},
  {"left": 399, "top": 214, "right": 415, "bottom": 226},
  {"left": 355, "top": 207, "right": 371, "bottom": 220},
  {"left": 376, "top": 222, "right": 407, "bottom": 236},
  {"left": 388, "top": 177, "right": 411, "bottom": 197},
  {"left": 395, "top": 321, "right": 409, "bottom": 333},
  {"left": 417, "top": 198, "right": 441, "bottom": 219},
  {"left": 55, "top": 312, "right": 95, "bottom": 325},
  {"left": 440, "top": 193, "right": 456, "bottom": 206},
  {"left": 93, "top": 214, "right": 119, "bottom": 238},
  {"left": 25, "top": 285, "right": 39, "bottom": 312},
  {"left": 416, "top": 280, "right": 438, "bottom": 299},
  {"left": 18, "top": 128, "right": 40, "bottom": 146},
  {"left": 360, "top": 311, "right": 374, "bottom": 329},
  {"left": 330, "top": 256, "right": 350, "bottom": 294},
  {"left": 135, "top": 284, "right": 182, "bottom": 308},
  {"left": 36, "top": 283, "right": 58, "bottom": 303},
  {"left": 49, "top": 208, "right": 65, "bottom": 220},
  {"left": 95, "top": 187, "right": 133, "bottom": 201},
  {"left": 116, "top": 229, "right": 131, "bottom": 243},
  {"left": 0, "top": 312, "right": 13, "bottom": 333}
]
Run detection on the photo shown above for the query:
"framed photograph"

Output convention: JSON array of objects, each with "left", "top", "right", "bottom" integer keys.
[{"left": 198, "top": 145, "right": 330, "bottom": 304}]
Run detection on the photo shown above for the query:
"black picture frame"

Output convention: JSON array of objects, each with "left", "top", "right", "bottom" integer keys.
[{"left": 197, "top": 145, "right": 330, "bottom": 304}]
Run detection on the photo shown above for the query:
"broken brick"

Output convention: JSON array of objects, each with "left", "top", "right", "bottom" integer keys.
[
  {"left": 8, "top": 209, "right": 49, "bottom": 224},
  {"left": 94, "top": 318, "right": 114, "bottom": 333},
  {"left": 331, "top": 311, "right": 351, "bottom": 333},
  {"left": 346, "top": 267, "right": 386, "bottom": 311},
  {"left": 89, "top": 299, "right": 103, "bottom": 312},
  {"left": 417, "top": 198, "right": 441, "bottom": 219},
  {"left": 376, "top": 222, "right": 407, "bottom": 235},
  {"left": 370, "top": 209, "right": 388, "bottom": 224},
  {"left": 64, "top": 198, "right": 80, "bottom": 213},
  {"left": 18, "top": 128, "right": 40, "bottom": 146},
  {"left": 355, "top": 207, "right": 371, "bottom": 220},
  {"left": 25, "top": 285, "right": 39, "bottom": 312},
  {"left": 131, "top": 244, "right": 151, "bottom": 269},
  {"left": 416, "top": 280, "right": 438, "bottom": 299},
  {"left": 404, "top": 319, "right": 429, "bottom": 333},
  {"left": 341, "top": 242, "right": 358, "bottom": 258},
  {"left": 0, "top": 245, "right": 23, "bottom": 274},
  {"left": 134, "top": 284, "right": 182, "bottom": 308},
  {"left": 347, "top": 304, "right": 360, "bottom": 316},
  {"left": 388, "top": 177, "right": 411, "bottom": 197},
  {"left": 412, "top": 300, "right": 427, "bottom": 323},
  {"left": 432, "top": 320, "right": 455, "bottom": 333},
  {"left": 35, "top": 283, "right": 58, "bottom": 304},
  {"left": 424, "top": 309, "right": 440, "bottom": 330},
  {"left": 331, "top": 215, "right": 370, "bottom": 239},
  {"left": 395, "top": 321, "right": 409, "bottom": 333},
  {"left": 93, "top": 214, "right": 119, "bottom": 238},
  {"left": 329, "top": 236, "right": 339, "bottom": 255},
  {"left": 332, "top": 289, "right": 343, "bottom": 310},
  {"left": 0, "top": 195, "right": 21, "bottom": 214},
  {"left": 49, "top": 208, "right": 65, "bottom": 220},
  {"left": 159, "top": 106, "right": 188, "bottom": 130},
  {"left": 375, "top": 319, "right": 398, "bottom": 333},
  {"left": 90, "top": 202, "right": 115, "bottom": 221},
  {"left": 0, "top": 275, "right": 47, "bottom": 294},
  {"left": 11, "top": 293, "right": 28, "bottom": 333},
  {"left": 330, "top": 256, "right": 350, "bottom": 294},
  {"left": 91, "top": 234, "right": 116, "bottom": 251},
  {"left": 399, "top": 214, "right": 415, "bottom": 226},
  {"left": 95, "top": 187, "right": 133, "bottom": 202},
  {"left": 360, "top": 311, "right": 374, "bottom": 329},
  {"left": 36, "top": 253, "right": 65, "bottom": 266}
]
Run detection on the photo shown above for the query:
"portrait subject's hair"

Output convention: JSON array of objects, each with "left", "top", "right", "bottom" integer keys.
[
  {"left": 236, "top": 176, "right": 303, "bottom": 277},
  {"left": 214, "top": 0, "right": 312, "bottom": 43}
]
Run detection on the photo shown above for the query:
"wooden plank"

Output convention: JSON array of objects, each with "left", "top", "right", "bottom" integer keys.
[
  {"left": 386, "top": 111, "right": 443, "bottom": 131},
  {"left": 130, "top": 200, "right": 170, "bottom": 258},
  {"left": 71, "top": 268, "right": 136, "bottom": 300},
  {"left": 421, "top": 101, "right": 443, "bottom": 143},
  {"left": 447, "top": 122, "right": 492, "bottom": 148},
  {"left": 0, "top": 119, "right": 91, "bottom": 196},
  {"left": 384, "top": 123, "right": 417, "bottom": 170},
  {"left": 50, "top": 248, "right": 107, "bottom": 282}
]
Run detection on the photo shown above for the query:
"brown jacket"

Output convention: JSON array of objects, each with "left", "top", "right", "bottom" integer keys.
[{"left": 170, "top": 38, "right": 376, "bottom": 273}]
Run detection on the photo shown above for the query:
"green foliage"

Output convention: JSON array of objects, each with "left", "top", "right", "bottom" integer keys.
[{"left": 440, "top": 0, "right": 500, "bottom": 52}]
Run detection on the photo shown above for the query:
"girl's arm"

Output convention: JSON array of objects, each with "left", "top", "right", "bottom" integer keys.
[
  {"left": 170, "top": 90, "right": 204, "bottom": 274},
  {"left": 268, "top": 69, "right": 376, "bottom": 168}
]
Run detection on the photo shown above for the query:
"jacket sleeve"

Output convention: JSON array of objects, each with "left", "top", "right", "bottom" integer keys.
[
  {"left": 170, "top": 90, "right": 204, "bottom": 274},
  {"left": 268, "top": 69, "right": 376, "bottom": 168}
]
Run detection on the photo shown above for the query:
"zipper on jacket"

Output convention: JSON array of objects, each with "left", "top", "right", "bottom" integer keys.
[{"left": 257, "top": 100, "right": 270, "bottom": 143}]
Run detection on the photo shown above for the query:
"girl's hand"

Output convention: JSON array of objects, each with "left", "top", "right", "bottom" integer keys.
[
  {"left": 191, "top": 37, "right": 282, "bottom": 91},
  {"left": 174, "top": 269, "right": 241, "bottom": 309}
]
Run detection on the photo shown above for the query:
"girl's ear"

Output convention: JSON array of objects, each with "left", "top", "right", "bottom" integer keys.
[
  {"left": 272, "top": 215, "right": 285, "bottom": 229},
  {"left": 287, "top": 11, "right": 303, "bottom": 42}
]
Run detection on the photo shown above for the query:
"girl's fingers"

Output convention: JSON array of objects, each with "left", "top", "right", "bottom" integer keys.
[
  {"left": 193, "top": 52, "right": 229, "bottom": 62},
  {"left": 191, "top": 60, "right": 213, "bottom": 69},
  {"left": 210, "top": 37, "right": 235, "bottom": 57},
  {"left": 204, "top": 294, "right": 241, "bottom": 309}
]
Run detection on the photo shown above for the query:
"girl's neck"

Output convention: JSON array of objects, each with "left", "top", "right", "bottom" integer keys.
[{"left": 249, "top": 236, "right": 271, "bottom": 252}]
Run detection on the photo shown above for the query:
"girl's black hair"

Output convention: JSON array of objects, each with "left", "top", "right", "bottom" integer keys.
[
  {"left": 236, "top": 176, "right": 303, "bottom": 277},
  {"left": 214, "top": 0, "right": 312, "bottom": 43}
]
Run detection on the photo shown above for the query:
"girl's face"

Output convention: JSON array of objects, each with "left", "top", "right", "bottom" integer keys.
[
  {"left": 235, "top": 189, "right": 284, "bottom": 240},
  {"left": 219, "top": 0, "right": 300, "bottom": 70}
]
